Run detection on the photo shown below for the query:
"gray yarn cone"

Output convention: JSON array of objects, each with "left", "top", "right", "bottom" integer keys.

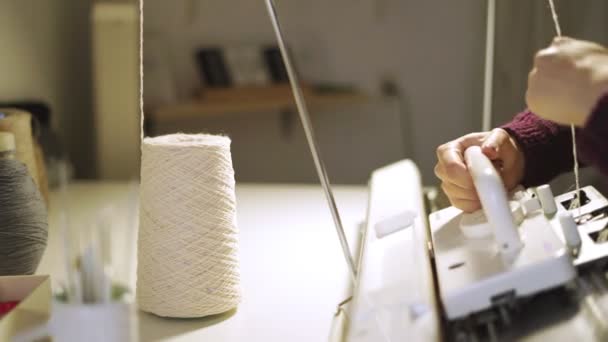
[{"left": 0, "top": 159, "right": 48, "bottom": 275}]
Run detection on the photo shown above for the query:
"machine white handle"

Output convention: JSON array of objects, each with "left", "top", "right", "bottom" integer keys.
[{"left": 464, "top": 146, "right": 523, "bottom": 258}]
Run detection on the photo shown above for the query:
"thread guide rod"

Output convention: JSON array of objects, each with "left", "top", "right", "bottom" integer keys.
[
  {"left": 481, "top": 0, "right": 495, "bottom": 132},
  {"left": 264, "top": 0, "right": 358, "bottom": 280}
]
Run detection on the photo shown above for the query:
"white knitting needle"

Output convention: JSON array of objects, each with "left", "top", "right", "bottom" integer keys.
[{"left": 264, "top": 0, "right": 357, "bottom": 280}]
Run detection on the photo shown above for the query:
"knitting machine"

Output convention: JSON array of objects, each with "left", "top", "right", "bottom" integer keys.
[
  {"left": 263, "top": 0, "right": 608, "bottom": 340},
  {"left": 337, "top": 155, "right": 608, "bottom": 341}
]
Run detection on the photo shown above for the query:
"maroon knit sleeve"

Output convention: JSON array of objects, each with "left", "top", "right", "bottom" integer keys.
[
  {"left": 500, "top": 110, "right": 575, "bottom": 187},
  {"left": 578, "top": 94, "right": 608, "bottom": 176}
]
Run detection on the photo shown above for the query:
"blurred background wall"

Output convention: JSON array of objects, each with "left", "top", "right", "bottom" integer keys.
[
  {"left": 0, "top": 1, "right": 94, "bottom": 178},
  {"left": 1, "top": 0, "right": 607, "bottom": 190},
  {"left": 143, "top": 0, "right": 487, "bottom": 185},
  {"left": 144, "top": 0, "right": 608, "bottom": 190}
]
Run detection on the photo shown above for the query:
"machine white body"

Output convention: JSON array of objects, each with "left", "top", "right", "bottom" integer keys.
[
  {"left": 344, "top": 160, "right": 439, "bottom": 341},
  {"left": 430, "top": 203, "right": 575, "bottom": 318},
  {"left": 262, "top": 3, "right": 608, "bottom": 339},
  {"left": 554, "top": 185, "right": 608, "bottom": 266},
  {"left": 338, "top": 158, "right": 608, "bottom": 341},
  {"left": 430, "top": 147, "right": 576, "bottom": 319}
]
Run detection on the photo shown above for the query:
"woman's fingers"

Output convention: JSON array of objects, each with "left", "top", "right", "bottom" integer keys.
[
  {"left": 440, "top": 181, "right": 478, "bottom": 201},
  {"left": 435, "top": 144, "right": 474, "bottom": 190},
  {"left": 481, "top": 128, "right": 509, "bottom": 159}
]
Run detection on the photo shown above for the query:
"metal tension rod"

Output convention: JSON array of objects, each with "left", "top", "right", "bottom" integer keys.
[{"left": 264, "top": 0, "right": 358, "bottom": 279}]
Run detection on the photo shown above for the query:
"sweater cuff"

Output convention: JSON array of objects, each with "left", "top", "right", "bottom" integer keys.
[{"left": 500, "top": 110, "right": 573, "bottom": 187}]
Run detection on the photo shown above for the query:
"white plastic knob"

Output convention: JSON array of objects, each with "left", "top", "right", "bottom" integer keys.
[
  {"left": 464, "top": 146, "right": 522, "bottom": 258},
  {"left": 510, "top": 185, "right": 526, "bottom": 201},
  {"left": 510, "top": 201, "right": 524, "bottom": 225},
  {"left": 558, "top": 211, "right": 581, "bottom": 251},
  {"left": 521, "top": 196, "right": 542, "bottom": 216},
  {"left": 536, "top": 184, "right": 558, "bottom": 215},
  {"left": 374, "top": 210, "right": 416, "bottom": 239}
]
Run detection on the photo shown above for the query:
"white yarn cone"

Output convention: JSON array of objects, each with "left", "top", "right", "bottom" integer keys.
[{"left": 137, "top": 134, "right": 241, "bottom": 318}]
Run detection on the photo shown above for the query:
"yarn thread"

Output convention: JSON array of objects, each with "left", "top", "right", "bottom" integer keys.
[
  {"left": 0, "top": 157, "right": 48, "bottom": 275},
  {"left": 546, "top": 0, "right": 581, "bottom": 211},
  {"left": 139, "top": 0, "right": 144, "bottom": 143},
  {"left": 136, "top": 0, "right": 241, "bottom": 318},
  {"left": 137, "top": 134, "right": 241, "bottom": 317}
]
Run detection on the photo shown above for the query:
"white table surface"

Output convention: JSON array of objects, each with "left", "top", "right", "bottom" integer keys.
[{"left": 37, "top": 181, "right": 367, "bottom": 341}]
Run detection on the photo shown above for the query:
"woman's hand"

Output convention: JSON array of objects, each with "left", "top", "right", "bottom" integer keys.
[
  {"left": 435, "top": 129, "right": 525, "bottom": 212},
  {"left": 527, "top": 37, "right": 608, "bottom": 126}
]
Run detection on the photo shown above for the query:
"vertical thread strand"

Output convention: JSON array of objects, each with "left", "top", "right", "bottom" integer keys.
[
  {"left": 482, "top": 0, "right": 496, "bottom": 131},
  {"left": 547, "top": 0, "right": 581, "bottom": 211},
  {"left": 136, "top": 0, "right": 241, "bottom": 318},
  {"left": 548, "top": 0, "right": 562, "bottom": 37},
  {"left": 139, "top": 0, "right": 144, "bottom": 142},
  {"left": 571, "top": 125, "right": 581, "bottom": 210}
]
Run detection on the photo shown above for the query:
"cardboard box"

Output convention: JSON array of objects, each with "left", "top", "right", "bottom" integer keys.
[{"left": 0, "top": 275, "right": 51, "bottom": 341}]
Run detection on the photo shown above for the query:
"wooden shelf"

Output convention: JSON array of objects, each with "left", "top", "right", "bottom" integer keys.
[{"left": 150, "top": 85, "right": 367, "bottom": 123}]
